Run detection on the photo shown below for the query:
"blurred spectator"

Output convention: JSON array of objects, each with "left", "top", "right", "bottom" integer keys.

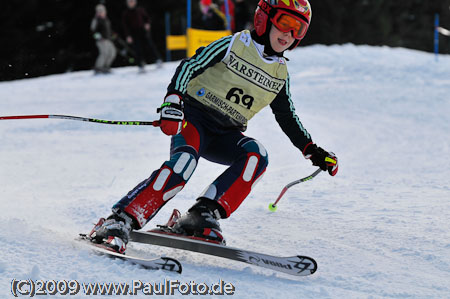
[
  {"left": 199, "top": 0, "right": 227, "bottom": 30},
  {"left": 122, "top": 0, "right": 162, "bottom": 72},
  {"left": 234, "top": 0, "right": 251, "bottom": 32},
  {"left": 91, "top": 4, "right": 117, "bottom": 74},
  {"left": 219, "top": 0, "right": 235, "bottom": 32}
]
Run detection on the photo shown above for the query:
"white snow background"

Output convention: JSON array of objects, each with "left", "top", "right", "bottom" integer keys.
[{"left": 1, "top": 44, "right": 449, "bottom": 298}]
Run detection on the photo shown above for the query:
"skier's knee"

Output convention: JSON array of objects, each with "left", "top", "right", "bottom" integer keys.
[
  {"left": 241, "top": 139, "right": 269, "bottom": 171},
  {"left": 164, "top": 152, "right": 198, "bottom": 182}
]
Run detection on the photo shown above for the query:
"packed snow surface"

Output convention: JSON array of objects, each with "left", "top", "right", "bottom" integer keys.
[{"left": 1, "top": 44, "right": 449, "bottom": 298}]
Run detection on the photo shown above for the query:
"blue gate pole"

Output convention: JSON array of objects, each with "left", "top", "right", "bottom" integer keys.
[
  {"left": 224, "top": 0, "right": 231, "bottom": 31},
  {"left": 187, "top": 0, "right": 191, "bottom": 29},
  {"left": 434, "top": 14, "right": 439, "bottom": 62},
  {"left": 165, "top": 12, "right": 171, "bottom": 62}
]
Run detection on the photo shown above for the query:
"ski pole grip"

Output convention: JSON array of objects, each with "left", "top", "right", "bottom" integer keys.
[{"left": 325, "top": 156, "right": 336, "bottom": 165}]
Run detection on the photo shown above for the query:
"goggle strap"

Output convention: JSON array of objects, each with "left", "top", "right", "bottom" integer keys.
[{"left": 258, "top": 0, "right": 278, "bottom": 19}]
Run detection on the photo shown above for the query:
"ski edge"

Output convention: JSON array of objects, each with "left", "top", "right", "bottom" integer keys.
[{"left": 130, "top": 230, "right": 317, "bottom": 276}]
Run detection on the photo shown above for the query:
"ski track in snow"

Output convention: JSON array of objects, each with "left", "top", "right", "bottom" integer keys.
[{"left": 1, "top": 44, "right": 449, "bottom": 298}]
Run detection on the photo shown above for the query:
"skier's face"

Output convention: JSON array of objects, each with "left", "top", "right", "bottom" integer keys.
[{"left": 269, "top": 24, "right": 295, "bottom": 53}]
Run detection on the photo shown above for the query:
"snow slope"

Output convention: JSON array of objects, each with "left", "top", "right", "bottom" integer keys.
[{"left": 1, "top": 44, "right": 449, "bottom": 298}]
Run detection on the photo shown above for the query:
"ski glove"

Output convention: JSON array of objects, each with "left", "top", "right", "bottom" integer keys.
[
  {"left": 93, "top": 32, "right": 102, "bottom": 40},
  {"left": 303, "top": 142, "right": 338, "bottom": 176},
  {"left": 158, "top": 94, "right": 185, "bottom": 136}
]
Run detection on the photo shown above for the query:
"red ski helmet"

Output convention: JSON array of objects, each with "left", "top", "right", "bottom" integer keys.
[{"left": 254, "top": 0, "right": 312, "bottom": 50}]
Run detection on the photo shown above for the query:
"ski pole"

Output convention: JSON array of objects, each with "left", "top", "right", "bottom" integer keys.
[
  {"left": 269, "top": 168, "right": 322, "bottom": 212},
  {"left": 0, "top": 114, "right": 160, "bottom": 127}
]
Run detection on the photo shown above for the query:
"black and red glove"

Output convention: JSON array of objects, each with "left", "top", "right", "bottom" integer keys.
[
  {"left": 158, "top": 94, "right": 185, "bottom": 136},
  {"left": 303, "top": 142, "right": 338, "bottom": 176}
]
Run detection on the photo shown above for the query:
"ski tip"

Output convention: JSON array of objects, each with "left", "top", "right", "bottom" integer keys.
[
  {"left": 161, "top": 257, "right": 183, "bottom": 274},
  {"left": 297, "top": 255, "right": 318, "bottom": 275}
]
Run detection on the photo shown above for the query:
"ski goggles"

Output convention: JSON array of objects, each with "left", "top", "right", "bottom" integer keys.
[{"left": 271, "top": 12, "right": 309, "bottom": 39}]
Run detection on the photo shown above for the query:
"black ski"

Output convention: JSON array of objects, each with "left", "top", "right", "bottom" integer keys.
[
  {"left": 130, "top": 230, "right": 317, "bottom": 276},
  {"left": 78, "top": 234, "right": 182, "bottom": 273}
]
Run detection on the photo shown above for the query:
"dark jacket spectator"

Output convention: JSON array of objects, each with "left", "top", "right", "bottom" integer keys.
[
  {"left": 122, "top": 0, "right": 162, "bottom": 72},
  {"left": 122, "top": 5, "right": 150, "bottom": 37}
]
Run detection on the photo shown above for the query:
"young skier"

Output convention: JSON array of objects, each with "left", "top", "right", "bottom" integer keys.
[{"left": 89, "top": 0, "right": 338, "bottom": 253}]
